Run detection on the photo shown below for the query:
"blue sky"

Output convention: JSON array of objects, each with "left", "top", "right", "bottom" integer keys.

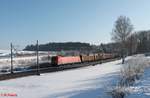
[{"left": 0, "top": 0, "right": 150, "bottom": 49}]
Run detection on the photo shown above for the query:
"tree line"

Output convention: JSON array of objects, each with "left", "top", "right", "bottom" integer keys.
[
  {"left": 24, "top": 30, "right": 150, "bottom": 56},
  {"left": 102, "top": 30, "right": 150, "bottom": 54},
  {"left": 24, "top": 42, "right": 92, "bottom": 52}
]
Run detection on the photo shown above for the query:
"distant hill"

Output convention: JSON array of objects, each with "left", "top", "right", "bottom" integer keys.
[{"left": 24, "top": 42, "right": 93, "bottom": 51}]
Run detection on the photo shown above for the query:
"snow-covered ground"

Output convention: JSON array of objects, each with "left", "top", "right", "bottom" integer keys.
[
  {"left": 128, "top": 66, "right": 150, "bottom": 98},
  {"left": 0, "top": 50, "right": 57, "bottom": 72},
  {"left": 0, "top": 59, "right": 122, "bottom": 98},
  {"left": 0, "top": 55, "right": 149, "bottom": 98},
  {"left": 0, "top": 55, "right": 49, "bottom": 68},
  {"left": 0, "top": 55, "right": 50, "bottom": 73},
  {"left": 0, "top": 50, "right": 10, "bottom": 57},
  {"left": 0, "top": 50, "right": 52, "bottom": 57},
  {"left": 119, "top": 54, "right": 150, "bottom": 98}
]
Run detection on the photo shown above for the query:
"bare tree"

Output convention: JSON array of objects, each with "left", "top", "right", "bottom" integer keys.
[
  {"left": 126, "top": 33, "right": 138, "bottom": 55},
  {"left": 112, "top": 16, "right": 133, "bottom": 64}
]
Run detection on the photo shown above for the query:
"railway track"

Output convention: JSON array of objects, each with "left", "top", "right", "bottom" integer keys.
[{"left": 0, "top": 58, "right": 120, "bottom": 81}]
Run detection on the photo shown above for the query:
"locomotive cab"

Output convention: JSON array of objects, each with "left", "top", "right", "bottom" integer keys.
[{"left": 51, "top": 56, "right": 59, "bottom": 66}]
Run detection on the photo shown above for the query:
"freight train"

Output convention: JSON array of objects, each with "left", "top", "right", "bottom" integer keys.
[{"left": 51, "top": 53, "right": 117, "bottom": 66}]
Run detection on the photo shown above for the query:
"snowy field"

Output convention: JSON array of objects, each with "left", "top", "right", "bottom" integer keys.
[
  {"left": 128, "top": 66, "right": 150, "bottom": 98},
  {"left": 0, "top": 50, "right": 56, "bottom": 72},
  {"left": 0, "top": 55, "right": 49, "bottom": 67},
  {"left": 0, "top": 59, "right": 122, "bottom": 98},
  {"left": 0, "top": 55, "right": 150, "bottom": 98},
  {"left": 114, "top": 54, "right": 150, "bottom": 98}
]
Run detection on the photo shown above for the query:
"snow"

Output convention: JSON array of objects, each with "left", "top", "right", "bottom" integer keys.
[
  {"left": 0, "top": 50, "right": 56, "bottom": 72},
  {"left": 0, "top": 55, "right": 149, "bottom": 98},
  {"left": 0, "top": 50, "right": 10, "bottom": 57},
  {"left": 0, "top": 55, "right": 48, "bottom": 66},
  {"left": 127, "top": 67, "right": 150, "bottom": 98},
  {"left": 0, "top": 55, "right": 50, "bottom": 73},
  {"left": 0, "top": 59, "right": 122, "bottom": 98},
  {"left": 117, "top": 55, "right": 150, "bottom": 98}
]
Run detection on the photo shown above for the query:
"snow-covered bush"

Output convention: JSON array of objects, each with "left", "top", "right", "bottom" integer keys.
[
  {"left": 108, "top": 56, "right": 149, "bottom": 98},
  {"left": 119, "top": 57, "right": 149, "bottom": 86}
]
